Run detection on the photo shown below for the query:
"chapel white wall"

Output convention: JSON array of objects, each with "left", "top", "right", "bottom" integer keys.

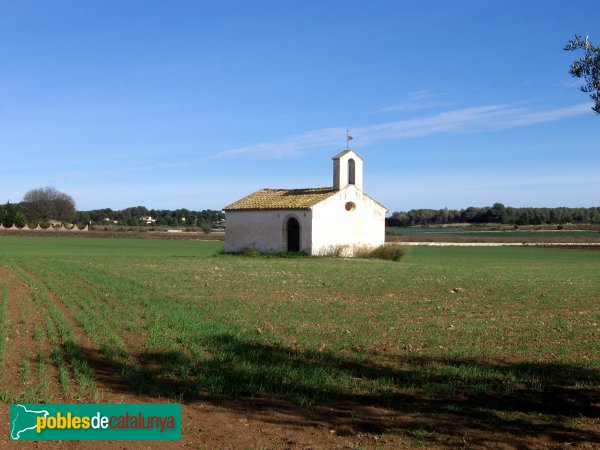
[
  {"left": 310, "top": 185, "right": 386, "bottom": 256},
  {"left": 224, "top": 209, "right": 312, "bottom": 253}
]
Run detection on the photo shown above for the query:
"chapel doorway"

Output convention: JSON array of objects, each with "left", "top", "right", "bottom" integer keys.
[{"left": 287, "top": 218, "right": 300, "bottom": 252}]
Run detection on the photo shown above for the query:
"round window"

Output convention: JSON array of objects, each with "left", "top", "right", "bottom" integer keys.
[{"left": 345, "top": 201, "right": 356, "bottom": 211}]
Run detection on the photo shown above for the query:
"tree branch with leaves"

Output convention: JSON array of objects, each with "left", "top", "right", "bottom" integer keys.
[{"left": 564, "top": 35, "right": 600, "bottom": 114}]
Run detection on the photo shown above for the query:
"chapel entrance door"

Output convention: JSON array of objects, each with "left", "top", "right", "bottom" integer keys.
[{"left": 287, "top": 218, "right": 300, "bottom": 252}]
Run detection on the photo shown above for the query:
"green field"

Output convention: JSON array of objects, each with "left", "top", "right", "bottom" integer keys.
[
  {"left": 390, "top": 226, "right": 600, "bottom": 238},
  {"left": 0, "top": 235, "right": 599, "bottom": 446}
]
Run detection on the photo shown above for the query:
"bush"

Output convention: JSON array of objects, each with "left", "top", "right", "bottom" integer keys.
[
  {"left": 242, "top": 248, "right": 261, "bottom": 257},
  {"left": 220, "top": 248, "right": 309, "bottom": 258},
  {"left": 318, "top": 244, "right": 348, "bottom": 257},
  {"left": 356, "top": 244, "right": 405, "bottom": 262}
]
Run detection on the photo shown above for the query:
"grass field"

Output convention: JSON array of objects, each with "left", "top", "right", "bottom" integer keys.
[
  {"left": 390, "top": 226, "right": 600, "bottom": 238},
  {"left": 387, "top": 227, "right": 600, "bottom": 246},
  {"left": 0, "top": 235, "right": 598, "bottom": 447}
]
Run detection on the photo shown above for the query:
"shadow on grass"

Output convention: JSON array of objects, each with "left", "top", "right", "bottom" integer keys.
[{"left": 74, "top": 334, "right": 600, "bottom": 447}]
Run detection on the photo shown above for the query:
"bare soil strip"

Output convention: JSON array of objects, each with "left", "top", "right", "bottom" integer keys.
[
  {"left": 0, "top": 266, "right": 61, "bottom": 400},
  {"left": 0, "top": 265, "right": 60, "bottom": 447}
]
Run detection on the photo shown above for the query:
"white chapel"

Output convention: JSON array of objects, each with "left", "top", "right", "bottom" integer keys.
[{"left": 224, "top": 150, "right": 387, "bottom": 255}]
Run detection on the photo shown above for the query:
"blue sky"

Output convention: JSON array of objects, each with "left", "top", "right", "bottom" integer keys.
[{"left": 1, "top": 0, "right": 599, "bottom": 212}]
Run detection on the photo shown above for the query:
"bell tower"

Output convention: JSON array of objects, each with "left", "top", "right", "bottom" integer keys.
[{"left": 332, "top": 150, "right": 364, "bottom": 191}]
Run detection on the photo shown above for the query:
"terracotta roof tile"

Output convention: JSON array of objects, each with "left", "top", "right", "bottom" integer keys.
[{"left": 224, "top": 187, "right": 336, "bottom": 211}]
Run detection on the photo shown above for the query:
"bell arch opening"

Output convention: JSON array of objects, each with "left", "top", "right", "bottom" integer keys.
[{"left": 348, "top": 158, "right": 356, "bottom": 185}]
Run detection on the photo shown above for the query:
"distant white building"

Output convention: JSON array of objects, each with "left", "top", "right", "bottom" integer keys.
[
  {"left": 224, "top": 150, "right": 387, "bottom": 255},
  {"left": 140, "top": 216, "right": 156, "bottom": 224}
]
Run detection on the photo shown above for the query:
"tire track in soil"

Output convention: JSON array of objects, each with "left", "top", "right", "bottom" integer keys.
[
  {"left": 0, "top": 265, "right": 63, "bottom": 450},
  {"left": 0, "top": 265, "right": 62, "bottom": 400},
  {"left": 15, "top": 265, "right": 135, "bottom": 401},
  {"left": 49, "top": 264, "right": 149, "bottom": 351}
]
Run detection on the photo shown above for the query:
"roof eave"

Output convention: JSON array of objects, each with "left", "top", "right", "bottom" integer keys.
[
  {"left": 224, "top": 207, "right": 313, "bottom": 212},
  {"left": 332, "top": 149, "right": 364, "bottom": 161}
]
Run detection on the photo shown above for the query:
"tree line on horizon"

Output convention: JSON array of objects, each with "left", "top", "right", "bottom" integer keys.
[
  {"left": 386, "top": 203, "right": 600, "bottom": 227},
  {"left": 0, "top": 186, "right": 225, "bottom": 229},
  {"left": 77, "top": 206, "right": 225, "bottom": 229},
  {"left": 0, "top": 201, "right": 225, "bottom": 229},
  {"left": 3, "top": 188, "right": 599, "bottom": 229}
]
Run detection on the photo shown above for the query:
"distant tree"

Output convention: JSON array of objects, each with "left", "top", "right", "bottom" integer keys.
[
  {"left": 438, "top": 207, "right": 450, "bottom": 224},
  {"left": 564, "top": 35, "right": 600, "bottom": 114},
  {"left": 76, "top": 211, "right": 91, "bottom": 224},
  {"left": 22, "top": 187, "right": 76, "bottom": 223},
  {"left": 198, "top": 218, "right": 213, "bottom": 234},
  {"left": 54, "top": 195, "right": 76, "bottom": 222},
  {"left": 462, "top": 207, "right": 479, "bottom": 222},
  {"left": 13, "top": 210, "right": 26, "bottom": 228},
  {"left": 491, "top": 203, "right": 508, "bottom": 224},
  {"left": 0, "top": 202, "right": 8, "bottom": 227},
  {"left": 388, "top": 211, "right": 408, "bottom": 227},
  {"left": 0, "top": 201, "right": 26, "bottom": 227}
]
